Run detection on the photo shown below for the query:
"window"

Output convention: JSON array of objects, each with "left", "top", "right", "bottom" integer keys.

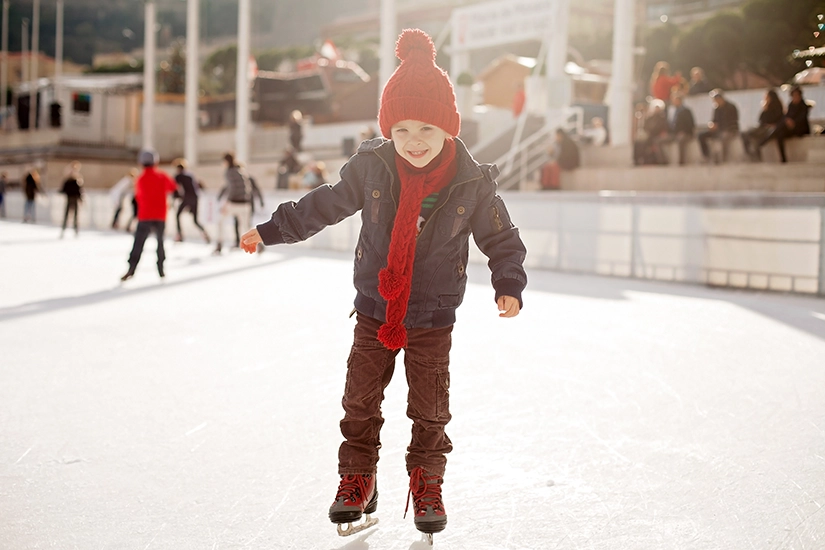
[{"left": 72, "top": 92, "right": 91, "bottom": 113}]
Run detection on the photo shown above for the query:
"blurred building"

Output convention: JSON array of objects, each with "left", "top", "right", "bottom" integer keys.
[{"left": 2, "top": 52, "right": 85, "bottom": 87}]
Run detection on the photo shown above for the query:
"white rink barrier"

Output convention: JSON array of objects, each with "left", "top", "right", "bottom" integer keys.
[{"left": 3, "top": 189, "right": 824, "bottom": 296}]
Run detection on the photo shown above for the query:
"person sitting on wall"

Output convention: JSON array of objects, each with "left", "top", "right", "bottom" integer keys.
[
  {"left": 301, "top": 161, "right": 330, "bottom": 190},
  {"left": 633, "top": 99, "right": 669, "bottom": 166},
  {"left": 687, "top": 67, "right": 712, "bottom": 96},
  {"left": 757, "top": 86, "right": 810, "bottom": 163},
  {"left": 540, "top": 128, "right": 580, "bottom": 190},
  {"left": 742, "top": 89, "right": 784, "bottom": 161},
  {"left": 697, "top": 89, "right": 739, "bottom": 164},
  {"left": 581, "top": 117, "right": 608, "bottom": 146},
  {"left": 276, "top": 147, "right": 303, "bottom": 189},
  {"left": 664, "top": 92, "right": 696, "bottom": 165}
]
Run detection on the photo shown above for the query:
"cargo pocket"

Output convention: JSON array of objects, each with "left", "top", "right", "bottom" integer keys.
[
  {"left": 437, "top": 293, "right": 461, "bottom": 308},
  {"left": 435, "top": 368, "right": 450, "bottom": 421}
]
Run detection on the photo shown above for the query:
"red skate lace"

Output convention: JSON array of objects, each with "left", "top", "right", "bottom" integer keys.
[
  {"left": 404, "top": 467, "right": 443, "bottom": 518},
  {"left": 336, "top": 474, "right": 370, "bottom": 505}
]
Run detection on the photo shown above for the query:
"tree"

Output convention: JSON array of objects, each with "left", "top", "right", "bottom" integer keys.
[
  {"left": 202, "top": 45, "right": 237, "bottom": 96},
  {"left": 699, "top": 12, "right": 746, "bottom": 88},
  {"left": 740, "top": 0, "right": 821, "bottom": 84},
  {"left": 640, "top": 23, "right": 680, "bottom": 82},
  {"left": 644, "top": 0, "right": 824, "bottom": 90},
  {"left": 158, "top": 40, "right": 186, "bottom": 94}
]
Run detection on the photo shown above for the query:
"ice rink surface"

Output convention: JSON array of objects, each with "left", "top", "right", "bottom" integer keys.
[{"left": 2, "top": 220, "right": 825, "bottom": 550}]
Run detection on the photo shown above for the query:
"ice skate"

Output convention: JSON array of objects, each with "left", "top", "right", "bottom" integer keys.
[
  {"left": 406, "top": 467, "right": 446, "bottom": 544},
  {"left": 329, "top": 474, "right": 379, "bottom": 537}
]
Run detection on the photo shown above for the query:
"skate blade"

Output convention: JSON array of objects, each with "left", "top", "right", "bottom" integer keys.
[
  {"left": 336, "top": 514, "right": 378, "bottom": 537},
  {"left": 420, "top": 532, "right": 434, "bottom": 546}
]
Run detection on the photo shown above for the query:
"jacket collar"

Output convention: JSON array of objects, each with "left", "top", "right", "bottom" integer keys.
[{"left": 371, "top": 137, "right": 484, "bottom": 185}]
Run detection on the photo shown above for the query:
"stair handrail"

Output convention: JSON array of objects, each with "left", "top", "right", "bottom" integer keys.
[{"left": 493, "top": 105, "right": 586, "bottom": 190}]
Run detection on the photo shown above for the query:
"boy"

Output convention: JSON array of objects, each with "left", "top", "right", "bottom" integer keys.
[
  {"left": 121, "top": 149, "right": 177, "bottom": 281},
  {"left": 240, "top": 29, "right": 527, "bottom": 539}
]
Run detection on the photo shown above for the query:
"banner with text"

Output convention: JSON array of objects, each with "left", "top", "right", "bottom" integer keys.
[{"left": 451, "top": 0, "right": 557, "bottom": 52}]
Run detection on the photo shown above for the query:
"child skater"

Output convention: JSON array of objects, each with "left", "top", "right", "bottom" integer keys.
[{"left": 239, "top": 29, "right": 527, "bottom": 541}]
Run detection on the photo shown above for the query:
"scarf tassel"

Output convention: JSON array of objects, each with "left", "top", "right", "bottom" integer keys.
[
  {"left": 378, "top": 268, "right": 405, "bottom": 301},
  {"left": 378, "top": 322, "right": 407, "bottom": 350}
]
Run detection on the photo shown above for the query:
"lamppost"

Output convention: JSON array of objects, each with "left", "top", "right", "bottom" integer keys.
[
  {"left": 1, "top": 0, "right": 9, "bottom": 129},
  {"left": 184, "top": 0, "right": 199, "bottom": 168},
  {"left": 235, "top": 0, "right": 250, "bottom": 165},
  {"left": 29, "top": 0, "right": 40, "bottom": 131},
  {"left": 608, "top": 0, "right": 636, "bottom": 146},
  {"left": 143, "top": 0, "right": 156, "bottom": 149},
  {"left": 54, "top": 0, "right": 64, "bottom": 112},
  {"left": 378, "top": 0, "right": 397, "bottom": 104},
  {"left": 22, "top": 19, "right": 29, "bottom": 97}
]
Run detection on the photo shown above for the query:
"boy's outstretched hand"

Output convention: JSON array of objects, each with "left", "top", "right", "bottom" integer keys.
[
  {"left": 497, "top": 295, "right": 520, "bottom": 318},
  {"left": 240, "top": 228, "right": 263, "bottom": 254}
]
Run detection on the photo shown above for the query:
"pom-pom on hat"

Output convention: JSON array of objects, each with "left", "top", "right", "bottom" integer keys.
[{"left": 378, "top": 28, "right": 460, "bottom": 139}]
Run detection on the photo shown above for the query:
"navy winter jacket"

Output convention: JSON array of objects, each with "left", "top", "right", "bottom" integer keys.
[{"left": 256, "top": 137, "right": 527, "bottom": 329}]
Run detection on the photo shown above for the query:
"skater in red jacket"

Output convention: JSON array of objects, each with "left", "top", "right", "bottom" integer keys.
[
  {"left": 121, "top": 149, "right": 177, "bottom": 281},
  {"left": 240, "top": 29, "right": 527, "bottom": 543}
]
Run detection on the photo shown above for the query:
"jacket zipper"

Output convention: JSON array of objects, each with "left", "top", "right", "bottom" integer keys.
[{"left": 492, "top": 205, "right": 504, "bottom": 231}]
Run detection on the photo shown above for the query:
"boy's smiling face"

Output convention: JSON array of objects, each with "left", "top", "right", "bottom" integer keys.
[{"left": 390, "top": 120, "right": 449, "bottom": 168}]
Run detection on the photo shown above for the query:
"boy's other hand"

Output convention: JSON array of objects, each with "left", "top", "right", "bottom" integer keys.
[
  {"left": 240, "top": 228, "right": 263, "bottom": 254},
  {"left": 497, "top": 295, "right": 520, "bottom": 318}
]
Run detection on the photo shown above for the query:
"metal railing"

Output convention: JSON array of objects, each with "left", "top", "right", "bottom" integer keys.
[{"left": 494, "top": 106, "right": 584, "bottom": 191}]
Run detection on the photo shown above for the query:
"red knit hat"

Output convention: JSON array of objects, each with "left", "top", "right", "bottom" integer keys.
[{"left": 378, "top": 28, "right": 461, "bottom": 139}]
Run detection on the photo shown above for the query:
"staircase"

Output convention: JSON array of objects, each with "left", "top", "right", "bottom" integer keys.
[{"left": 470, "top": 115, "right": 546, "bottom": 166}]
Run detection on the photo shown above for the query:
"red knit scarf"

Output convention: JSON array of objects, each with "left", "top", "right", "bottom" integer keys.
[{"left": 377, "top": 138, "right": 458, "bottom": 350}]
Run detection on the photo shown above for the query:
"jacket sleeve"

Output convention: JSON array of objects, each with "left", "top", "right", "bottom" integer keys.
[
  {"left": 256, "top": 156, "right": 366, "bottom": 246},
  {"left": 469, "top": 166, "right": 528, "bottom": 307}
]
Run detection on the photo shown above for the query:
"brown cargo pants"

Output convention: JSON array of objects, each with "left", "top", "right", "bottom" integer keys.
[{"left": 338, "top": 313, "right": 453, "bottom": 477}]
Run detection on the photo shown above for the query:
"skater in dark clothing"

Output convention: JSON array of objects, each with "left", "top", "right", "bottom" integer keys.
[
  {"left": 276, "top": 147, "right": 302, "bottom": 189},
  {"left": 60, "top": 161, "right": 84, "bottom": 237},
  {"left": 23, "top": 168, "right": 42, "bottom": 223},
  {"left": 0, "top": 172, "right": 7, "bottom": 218},
  {"left": 288, "top": 110, "right": 304, "bottom": 152},
  {"left": 121, "top": 149, "right": 177, "bottom": 282},
  {"left": 240, "top": 29, "right": 527, "bottom": 542},
  {"left": 173, "top": 159, "right": 210, "bottom": 243}
]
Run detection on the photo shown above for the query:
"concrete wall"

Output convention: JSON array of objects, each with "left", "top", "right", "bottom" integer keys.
[
  {"left": 559, "top": 162, "right": 825, "bottom": 193},
  {"left": 3, "top": 190, "right": 823, "bottom": 296}
]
